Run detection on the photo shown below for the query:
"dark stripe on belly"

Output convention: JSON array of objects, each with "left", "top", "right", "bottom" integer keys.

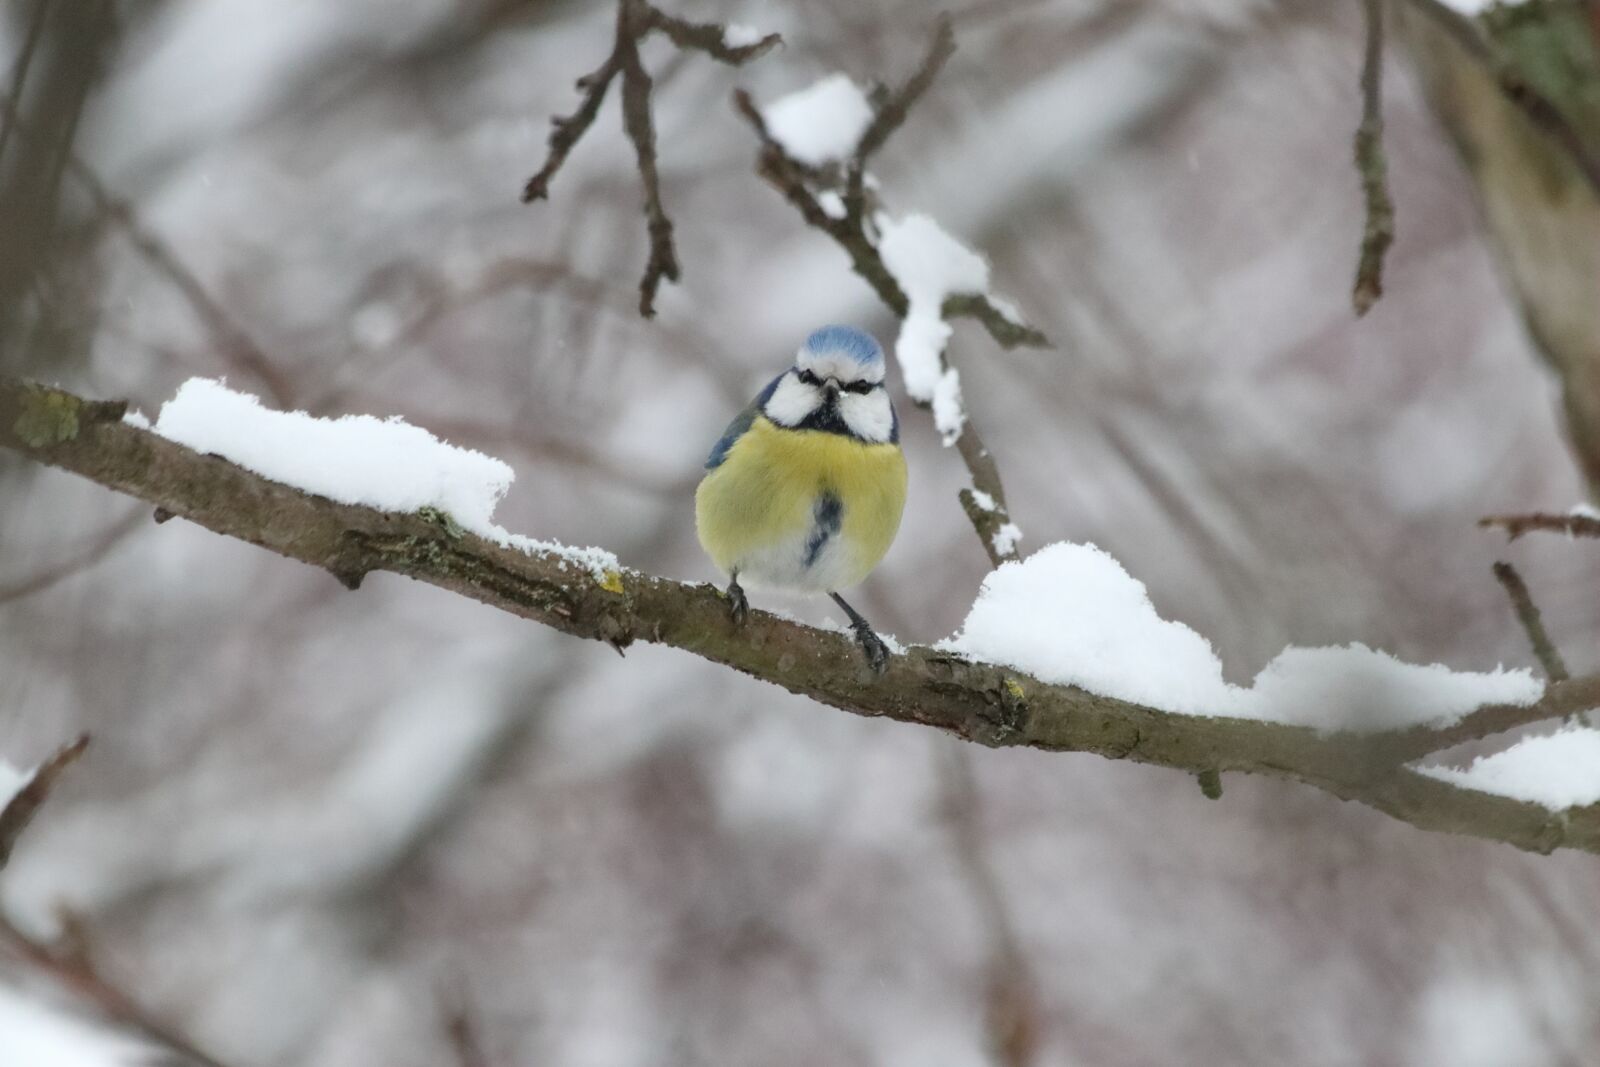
[{"left": 803, "top": 491, "right": 843, "bottom": 568}]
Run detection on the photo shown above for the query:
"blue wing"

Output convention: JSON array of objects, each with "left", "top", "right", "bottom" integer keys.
[{"left": 704, "top": 372, "right": 784, "bottom": 469}]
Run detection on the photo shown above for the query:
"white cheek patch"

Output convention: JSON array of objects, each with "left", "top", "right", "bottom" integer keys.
[
  {"left": 796, "top": 348, "right": 886, "bottom": 385},
  {"left": 763, "top": 373, "right": 821, "bottom": 426},
  {"left": 839, "top": 390, "right": 894, "bottom": 443}
]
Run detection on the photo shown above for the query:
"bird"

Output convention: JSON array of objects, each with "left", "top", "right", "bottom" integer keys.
[{"left": 695, "top": 325, "right": 907, "bottom": 673}]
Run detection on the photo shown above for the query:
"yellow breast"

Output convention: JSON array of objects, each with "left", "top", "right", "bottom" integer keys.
[{"left": 695, "top": 416, "right": 907, "bottom": 592}]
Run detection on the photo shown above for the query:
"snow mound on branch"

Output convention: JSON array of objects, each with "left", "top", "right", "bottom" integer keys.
[
  {"left": 941, "top": 542, "right": 1543, "bottom": 731},
  {"left": 762, "top": 74, "right": 873, "bottom": 166},
  {"left": 878, "top": 213, "right": 1016, "bottom": 446},
  {"left": 1419, "top": 727, "right": 1600, "bottom": 810},
  {"left": 144, "top": 379, "right": 619, "bottom": 581}
]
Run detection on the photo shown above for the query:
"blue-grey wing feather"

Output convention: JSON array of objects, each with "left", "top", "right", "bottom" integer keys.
[{"left": 705, "top": 372, "right": 784, "bottom": 469}]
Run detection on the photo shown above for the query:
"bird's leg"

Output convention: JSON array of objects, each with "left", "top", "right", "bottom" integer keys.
[
  {"left": 829, "top": 592, "right": 889, "bottom": 675},
  {"left": 725, "top": 571, "right": 749, "bottom": 625}
]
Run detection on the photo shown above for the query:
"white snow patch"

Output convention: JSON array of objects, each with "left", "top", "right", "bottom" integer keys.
[
  {"left": 1437, "top": 0, "right": 1506, "bottom": 12},
  {"left": 0, "top": 759, "right": 35, "bottom": 813},
  {"left": 722, "top": 23, "right": 767, "bottom": 49},
  {"left": 1419, "top": 727, "right": 1600, "bottom": 810},
  {"left": 941, "top": 542, "right": 1542, "bottom": 730},
  {"left": 968, "top": 489, "right": 997, "bottom": 513},
  {"left": 877, "top": 213, "right": 993, "bottom": 444},
  {"left": 816, "top": 190, "right": 846, "bottom": 219},
  {"left": 0, "top": 985, "right": 152, "bottom": 1067},
  {"left": 121, "top": 409, "right": 151, "bottom": 429},
  {"left": 930, "top": 366, "right": 966, "bottom": 445},
  {"left": 762, "top": 74, "right": 873, "bottom": 166},
  {"left": 1569, "top": 502, "right": 1600, "bottom": 521},
  {"left": 991, "top": 522, "right": 1023, "bottom": 558},
  {"left": 148, "top": 379, "right": 619, "bottom": 580}
]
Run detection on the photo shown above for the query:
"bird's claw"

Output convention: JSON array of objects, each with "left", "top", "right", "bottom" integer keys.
[
  {"left": 726, "top": 579, "right": 749, "bottom": 625},
  {"left": 853, "top": 623, "right": 889, "bottom": 676}
]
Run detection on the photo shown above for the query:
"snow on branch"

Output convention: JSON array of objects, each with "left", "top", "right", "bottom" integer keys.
[
  {"left": 1480, "top": 507, "right": 1600, "bottom": 541},
  {"left": 8, "top": 374, "right": 1600, "bottom": 855},
  {"left": 519, "top": 0, "right": 780, "bottom": 317},
  {"left": 731, "top": 14, "right": 1044, "bottom": 566}
]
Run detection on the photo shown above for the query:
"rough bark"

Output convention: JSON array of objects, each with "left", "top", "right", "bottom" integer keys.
[{"left": 5, "top": 376, "right": 1600, "bottom": 855}]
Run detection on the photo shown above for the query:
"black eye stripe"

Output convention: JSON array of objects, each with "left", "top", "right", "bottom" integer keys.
[{"left": 796, "top": 369, "right": 821, "bottom": 386}]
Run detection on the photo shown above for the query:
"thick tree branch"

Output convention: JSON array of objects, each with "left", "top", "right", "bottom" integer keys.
[{"left": 6, "top": 376, "right": 1600, "bottom": 855}]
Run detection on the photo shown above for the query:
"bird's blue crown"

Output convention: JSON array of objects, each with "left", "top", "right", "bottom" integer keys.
[{"left": 802, "top": 325, "right": 883, "bottom": 366}]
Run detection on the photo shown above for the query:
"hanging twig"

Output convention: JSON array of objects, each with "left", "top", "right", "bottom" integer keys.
[
  {"left": 1352, "top": 0, "right": 1395, "bottom": 315},
  {"left": 520, "top": 0, "right": 780, "bottom": 316}
]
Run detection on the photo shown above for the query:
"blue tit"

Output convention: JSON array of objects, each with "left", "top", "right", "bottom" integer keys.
[{"left": 696, "top": 325, "right": 907, "bottom": 672}]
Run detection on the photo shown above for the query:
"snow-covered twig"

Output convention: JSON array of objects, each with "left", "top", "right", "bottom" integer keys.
[
  {"left": 731, "top": 16, "right": 1046, "bottom": 565},
  {"left": 1479, "top": 510, "right": 1600, "bottom": 540},
  {"left": 519, "top": 0, "right": 781, "bottom": 317},
  {"left": 8, "top": 374, "right": 1600, "bottom": 855}
]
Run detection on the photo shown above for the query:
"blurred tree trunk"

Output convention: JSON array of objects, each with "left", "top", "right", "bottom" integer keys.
[
  {"left": 0, "top": 0, "right": 119, "bottom": 377},
  {"left": 1401, "top": 0, "right": 1600, "bottom": 495}
]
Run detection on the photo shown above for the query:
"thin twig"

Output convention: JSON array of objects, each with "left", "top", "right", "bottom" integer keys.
[
  {"left": 615, "top": 12, "right": 680, "bottom": 317},
  {"left": 941, "top": 747, "right": 1040, "bottom": 1067},
  {"left": 845, "top": 14, "right": 958, "bottom": 223},
  {"left": 0, "top": 734, "right": 88, "bottom": 871},
  {"left": 0, "top": 504, "right": 143, "bottom": 605},
  {"left": 520, "top": 0, "right": 780, "bottom": 317},
  {"left": 1352, "top": 0, "right": 1395, "bottom": 316},
  {"left": 1480, "top": 511, "right": 1600, "bottom": 540},
  {"left": 0, "top": 90, "right": 294, "bottom": 406},
  {"left": 0, "top": 914, "right": 235, "bottom": 1067},
  {"left": 1491, "top": 561, "right": 1570, "bottom": 683}
]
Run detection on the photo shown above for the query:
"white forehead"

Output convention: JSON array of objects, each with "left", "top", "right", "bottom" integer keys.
[{"left": 796, "top": 346, "right": 886, "bottom": 384}]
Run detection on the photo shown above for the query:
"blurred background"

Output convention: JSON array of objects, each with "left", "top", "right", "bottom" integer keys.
[{"left": 3, "top": 0, "right": 1600, "bottom": 1064}]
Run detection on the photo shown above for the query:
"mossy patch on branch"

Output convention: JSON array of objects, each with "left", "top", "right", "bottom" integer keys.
[{"left": 13, "top": 388, "right": 81, "bottom": 448}]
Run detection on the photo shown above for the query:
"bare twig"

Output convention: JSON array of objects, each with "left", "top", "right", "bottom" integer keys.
[
  {"left": 0, "top": 734, "right": 87, "bottom": 871},
  {"left": 8, "top": 376, "right": 1600, "bottom": 854},
  {"left": 520, "top": 0, "right": 779, "bottom": 316},
  {"left": 1480, "top": 511, "right": 1600, "bottom": 540},
  {"left": 0, "top": 913, "right": 235, "bottom": 1067},
  {"left": 941, "top": 748, "right": 1040, "bottom": 1067},
  {"left": 1492, "top": 561, "right": 1570, "bottom": 683},
  {"left": 0, "top": 90, "right": 293, "bottom": 406},
  {"left": 845, "top": 14, "right": 958, "bottom": 222},
  {"left": 0, "top": 504, "right": 143, "bottom": 605},
  {"left": 1352, "top": 0, "right": 1395, "bottom": 316},
  {"left": 731, "top": 18, "right": 1045, "bottom": 563}
]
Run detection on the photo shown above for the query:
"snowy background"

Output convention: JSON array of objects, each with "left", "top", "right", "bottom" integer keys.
[{"left": 4, "top": 1, "right": 1600, "bottom": 1064}]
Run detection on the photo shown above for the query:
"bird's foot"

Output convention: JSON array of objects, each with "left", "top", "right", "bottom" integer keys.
[
  {"left": 725, "top": 577, "right": 749, "bottom": 625},
  {"left": 851, "top": 621, "right": 889, "bottom": 676}
]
